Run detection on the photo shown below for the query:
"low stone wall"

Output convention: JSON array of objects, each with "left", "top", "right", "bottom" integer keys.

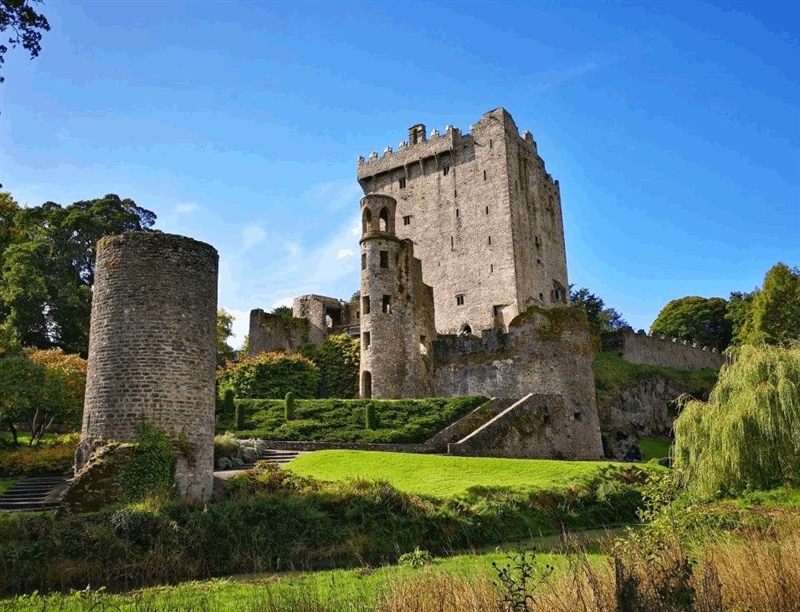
[
  {"left": 448, "top": 393, "right": 601, "bottom": 460},
  {"left": 248, "top": 309, "right": 309, "bottom": 356},
  {"left": 425, "top": 398, "right": 512, "bottom": 447},
  {"left": 605, "top": 330, "right": 726, "bottom": 371},
  {"left": 250, "top": 439, "right": 432, "bottom": 454}
]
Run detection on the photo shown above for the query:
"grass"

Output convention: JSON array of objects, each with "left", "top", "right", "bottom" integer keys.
[
  {"left": 0, "top": 479, "right": 17, "bottom": 496},
  {"left": 217, "top": 396, "right": 487, "bottom": 443},
  {"left": 286, "top": 450, "right": 626, "bottom": 499},
  {"left": 594, "top": 351, "right": 718, "bottom": 406},
  {"left": 638, "top": 436, "right": 671, "bottom": 461}
]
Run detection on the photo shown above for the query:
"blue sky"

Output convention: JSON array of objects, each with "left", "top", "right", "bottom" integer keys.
[{"left": 1, "top": 0, "right": 798, "bottom": 346}]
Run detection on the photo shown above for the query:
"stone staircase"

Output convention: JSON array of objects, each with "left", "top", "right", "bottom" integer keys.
[
  {"left": 0, "top": 475, "right": 68, "bottom": 512},
  {"left": 240, "top": 449, "right": 303, "bottom": 470}
]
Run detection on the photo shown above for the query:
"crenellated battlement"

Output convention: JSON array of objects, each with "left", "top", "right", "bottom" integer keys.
[{"left": 605, "top": 330, "right": 727, "bottom": 370}]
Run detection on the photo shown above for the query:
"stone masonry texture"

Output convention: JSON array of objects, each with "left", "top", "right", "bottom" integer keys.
[
  {"left": 358, "top": 108, "right": 569, "bottom": 336},
  {"left": 76, "top": 232, "right": 218, "bottom": 502}
]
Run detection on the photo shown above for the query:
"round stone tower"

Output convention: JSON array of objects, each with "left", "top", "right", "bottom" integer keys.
[
  {"left": 76, "top": 232, "right": 218, "bottom": 502},
  {"left": 359, "top": 194, "right": 435, "bottom": 399}
]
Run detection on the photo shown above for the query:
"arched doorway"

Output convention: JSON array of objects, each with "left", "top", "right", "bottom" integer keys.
[{"left": 361, "top": 371, "right": 372, "bottom": 399}]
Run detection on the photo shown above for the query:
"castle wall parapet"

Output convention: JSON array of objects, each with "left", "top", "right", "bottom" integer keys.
[
  {"left": 357, "top": 125, "right": 461, "bottom": 180},
  {"left": 603, "top": 330, "right": 726, "bottom": 370}
]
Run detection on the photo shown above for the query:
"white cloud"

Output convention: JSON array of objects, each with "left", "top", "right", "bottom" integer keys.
[
  {"left": 350, "top": 223, "right": 361, "bottom": 236},
  {"left": 337, "top": 248, "right": 355, "bottom": 259},
  {"left": 175, "top": 203, "right": 198, "bottom": 214},
  {"left": 241, "top": 225, "right": 267, "bottom": 251},
  {"left": 271, "top": 296, "right": 294, "bottom": 309}
]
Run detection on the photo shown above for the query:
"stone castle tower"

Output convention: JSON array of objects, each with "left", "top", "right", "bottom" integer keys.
[
  {"left": 358, "top": 108, "right": 569, "bottom": 336},
  {"left": 359, "top": 194, "right": 436, "bottom": 399},
  {"left": 77, "top": 232, "right": 218, "bottom": 502}
]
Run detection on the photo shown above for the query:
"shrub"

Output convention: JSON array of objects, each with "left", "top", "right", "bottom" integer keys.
[
  {"left": 365, "top": 403, "right": 377, "bottom": 430},
  {"left": 214, "top": 433, "right": 239, "bottom": 460},
  {"left": 120, "top": 423, "right": 176, "bottom": 501},
  {"left": 285, "top": 392, "right": 295, "bottom": 421},
  {"left": 222, "top": 389, "right": 235, "bottom": 414},
  {"left": 218, "top": 352, "right": 319, "bottom": 399},
  {"left": 235, "top": 403, "right": 245, "bottom": 431},
  {"left": 305, "top": 334, "right": 360, "bottom": 398}
]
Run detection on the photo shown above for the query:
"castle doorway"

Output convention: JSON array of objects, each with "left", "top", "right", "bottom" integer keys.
[{"left": 362, "top": 371, "right": 372, "bottom": 399}]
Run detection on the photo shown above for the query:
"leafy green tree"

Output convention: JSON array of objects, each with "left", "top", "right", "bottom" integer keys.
[
  {"left": 0, "top": 0, "right": 50, "bottom": 84},
  {"left": 569, "top": 286, "right": 630, "bottom": 334},
  {"left": 218, "top": 352, "right": 319, "bottom": 399},
  {"left": 216, "top": 309, "right": 235, "bottom": 367},
  {"left": 650, "top": 296, "right": 731, "bottom": 352},
  {"left": 725, "top": 290, "right": 755, "bottom": 347},
  {"left": 0, "top": 193, "right": 156, "bottom": 356},
  {"left": 739, "top": 263, "right": 800, "bottom": 346},
  {"left": 674, "top": 344, "right": 800, "bottom": 499}
]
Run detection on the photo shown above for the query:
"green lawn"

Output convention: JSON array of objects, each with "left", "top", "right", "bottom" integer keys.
[
  {"left": 638, "top": 437, "right": 671, "bottom": 461},
  {"left": 1, "top": 547, "right": 602, "bottom": 611},
  {"left": 287, "top": 450, "right": 624, "bottom": 499}
]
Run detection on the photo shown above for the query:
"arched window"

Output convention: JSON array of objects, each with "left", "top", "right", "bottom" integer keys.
[
  {"left": 460, "top": 324, "right": 472, "bottom": 336},
  {"left": 379, "top": 207, "right": 389, "bottom": 232},
  {"left": 362, "top": 207, "right": 372, "bottom": 234},
  {"left": 362, "top": 371, "right": 372, "bottom": 399}
]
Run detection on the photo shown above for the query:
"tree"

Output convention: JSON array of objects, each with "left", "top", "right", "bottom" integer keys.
[
  {"left": 0, "top": 193, "right": 156, "bottom": 356},
  {"left": 216, "top": 309, "right": 235, "bottom": 367},
  {"left": 739, "top": 263, "right": 800, "bottom": 347},
  {"left": 308, "top": 334, "right": 360, "bottom": 398},
  {"left": 0, "top": 0, "right": 50, "bottom": 84},
  {"left": 650, "top": 296, "right": 731, "bottom": 352},
  {"left": 674, "top": 344, "right": 800, "bottom": 499},
  {"left": 569, "top": 286, "right": 630, "bottom": 334},
  {"left": 725, "top": 290, "right": 755, "bottom": 347}
]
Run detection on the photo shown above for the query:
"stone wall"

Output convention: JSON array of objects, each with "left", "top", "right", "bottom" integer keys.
[
  {"left": 248, "top": 308, "right": 308, "bottom": 356},
  {"left": 357, "top": 108, "right": 569, "bottom": 336},
  {"left": 606, "top": 330, "right": 726, "bottom": 370},
  {"left": 293, "top": 295, "right": 358, "bottom": 348},
  {"left": 448, "top": 393, "right": 591, "bottom": 459},
  {"left": 77, "top": 232, "right": 218, "bottom": 502},
  {"left": 432, "top": 308, "right": 603, "bottom": 460}
]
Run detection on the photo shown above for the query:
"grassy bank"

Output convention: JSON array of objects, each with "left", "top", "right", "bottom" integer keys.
[
  {"left": 216, "top": 396, "right": 487, "bottom": 443},
  {"left": 287, "top": 450, "right": 626, "bottom": 498}
]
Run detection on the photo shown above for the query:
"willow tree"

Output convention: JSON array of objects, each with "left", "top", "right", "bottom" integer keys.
[{"left": 674, "top": 344, "right": 799, "bottom": 499}]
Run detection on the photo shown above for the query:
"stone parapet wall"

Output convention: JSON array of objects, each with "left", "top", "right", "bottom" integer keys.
[
  {"left": 448, "top": 393, "right": 594, "bottom": 459},
  {"left": 425, "top": 397, "right": 512, "bottom": 447},
  {"left": 248, "top": 309, "right": 308, "bottom": 356},
  {"left": 78, "top": 232, "right": 218, "bottom": 502},
  {"left": 606, "top": 330, "right": 726, "bottom": 370}
]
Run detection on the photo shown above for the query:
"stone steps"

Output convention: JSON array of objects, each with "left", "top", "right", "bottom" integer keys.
[
  {"left": 239, "top": 449, "right": 303, "bottom": 470},
  {"left": 0, "top": 475, "right": 67, "bottom": 512}
]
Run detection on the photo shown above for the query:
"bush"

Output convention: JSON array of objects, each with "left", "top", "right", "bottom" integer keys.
[
  {"left": 214, "top": 433, "right": 239, "bottom": 460},
  {"left": 218, "top": 352, "right": 319, "bottom": 400},
  {"left": 222, "top": 389, "right": 235, "bottom": 414},
  {"left": 235, "top": 402, "right": 245, "bottom": 431},
  {"left": 119, "top": 423, "right": 176, "bottom": 501},
  {"left": 365, "top": 403, "right": 377, "bottom": 430},
  {"left": 0, "top": 442, "right": 75, "bottom": 476},
  {"left": 285, "top": 392, "right": 295, "bottom": 421}
]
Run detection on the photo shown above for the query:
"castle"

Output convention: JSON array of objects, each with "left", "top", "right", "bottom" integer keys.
[{"left": 249, "top": 108, "right": 724, "bottom": 460}]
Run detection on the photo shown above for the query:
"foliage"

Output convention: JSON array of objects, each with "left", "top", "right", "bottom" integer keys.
[
  {"left": 213, "top": 433, "right": 239, "bottom": 460},
  {"left": 272, "top": 305, "right": 294, "bottom": 325},
  {"left": 569, "top": 286, "right": 630, "bottom": 335},
  {"left": 725, "top": 290, "right": 755, "bottom": 347},
  {"left": 365, "top": 403, "right": 377, "bottom": 430},
  {"left": 638, "top": 437, "right": 671, "bottom": 461},
  {"left": 0, "top": 193, "right": 156, "bottom": 356},
  {"left": 119, "top": 422, "right": 176, "bottom": 501},
  {"left": 493, "top": 549, "right": 554, "bottom": 611},
  {"left": 216, "top": 309, "right": 236, "bottom": 367},
  {"left": 0, "top": 438, "right": 74, "bottom": 476},
  {"left": 739, "top": 262, "right": 800, "bottom": 346},
  {"left": 674, "top": 344, "right": 800, "bottom": 499},
  {"left": 218, "top": 351, "right": 319, "bottom": 399},
  {"left": 0, "top": 340, "right": 86, "bottom": 445},
  {"left": 0, "top": 0, "right": 50, "bottom": 85},
  {"left": 650, "top": 295, "right": 732, "bottom": 352},
  {"left": 304, "top": 334, "right": 360, "bottom": 398},
  {"left": 398, "top": 547, "right": 435, "bottom": 568},
  {"left": 222, "top": 388, "right": 235, "bottom": 415},
  {"left": 216, "top": 396, "right": 487, "bottom": 444},
  {"left": 234, "top": 402, "right": 244, "bottom": 431},
  {"left": 284, "top": 391, "right": 295, "bottom": 421}
]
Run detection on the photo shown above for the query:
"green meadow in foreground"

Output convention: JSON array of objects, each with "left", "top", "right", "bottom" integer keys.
[{"left": 286, "top": 450, "right": 625, "bottom": 498}]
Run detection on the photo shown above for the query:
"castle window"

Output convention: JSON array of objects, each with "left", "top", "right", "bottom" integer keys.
[
  {"left": 574, "top": 412, "right": 583, "bottom": 422},
  {"left": 543, "top": 412, "right": 551, "bottom": 426},
  {"left": 490, "top": 264, "right": 494, "bottom": 273},
  {"left": 488, "top": 236, "right": 491, "bottom": 245},
  {"left": 460, "top": 324, "right": 472, "bottom": 335},
  {"left": 362, "top": 296, "right": 371, "bottom": 315},
  {"left": 493, "top": 305, "right": 503, "bottom": 317},
  {"left": 455, "top": 208, "right": 459, "bottom": 218},
  {"left": 403, "top": 215, "right": 412, "bottom": 225},
  {"left": 539, "top": 293, "right": 544, "bottom": 301},
  {"left": 380, "top": 251, "right": 389, "bottom": 268},
  {"left": 362, "top": 208, "right": 372, "bottom": 234},
  {"left": 419, "top": 336, "right": 428, "bottom": 355},
  {"left": 361, "top": 253, "right": 366, "bottom": 270},
  {"left": 483, "top": 170, "right": 487, "bottom": 181},
  {"left": 363, "top": 331, "right": 371, "bottom": 350},
  {"left": 382, "top": 295, "right": 391, "bottom": 313},
  {"left": 485, "top": 206, "right": 489, "bottom": 215},
  {"left": 489, "top": 138, "right": 493, "bottom": 149},
  {"left": 456, "top": 294, "right": 465, "bottom": 306},
  {"left": 443, "top": 165, "right": 450, "bottom": 176},
  {"left": 398, "top": 177, "right": 406, "bottom": 189},
  {"left": 450, "top": 236, "right": 454, "bottom": 251},
  {"left": 379, "top": 207, "right": 389, "bottom": 232}
]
